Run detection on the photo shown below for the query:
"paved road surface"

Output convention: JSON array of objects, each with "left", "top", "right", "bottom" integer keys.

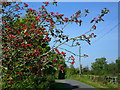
[{"left": 55, "top": 79, "right": 99, "bottom": 90}]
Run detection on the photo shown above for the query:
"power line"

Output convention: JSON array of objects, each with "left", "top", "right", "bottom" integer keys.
[
  {"left": 92, "top": 22, "right": 120, "bottom": 44},
  {"left": 95, "top": 16, "right": 117, "bottom": 35}
]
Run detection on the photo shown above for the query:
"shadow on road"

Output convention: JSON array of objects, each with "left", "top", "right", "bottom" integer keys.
[
  {"left": 53, "top": 82, "right": 79, "bottom": 90},
  {"left": 54, "top": 79, "right": 99, "bottom": 90},
  {"left": 71, "top": 85, "right": 80, "bottom": 89}
]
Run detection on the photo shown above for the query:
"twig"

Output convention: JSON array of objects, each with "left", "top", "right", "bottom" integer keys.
[
  {"left": 58, "top": 47, "right": 78, "bottom": 56},
  {"left": 64, "top": 43, "right": 77, "bottom": 47}
]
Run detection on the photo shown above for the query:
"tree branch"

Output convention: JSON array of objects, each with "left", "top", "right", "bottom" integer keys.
[
  {"left": 58, "top": 47, "right": 78, "bottom": 56},
  {"left": 39, "top": 28, "right": 94, "bottom": 57}
]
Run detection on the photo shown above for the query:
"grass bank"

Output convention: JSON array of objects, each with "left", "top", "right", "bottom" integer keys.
[{"left": 66, "top": 74, "right": 118, "bottom": 90}]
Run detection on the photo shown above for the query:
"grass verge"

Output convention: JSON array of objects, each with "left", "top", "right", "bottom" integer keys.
[{"left": 66, "top": 74, "right": 118, "bottom": 90}]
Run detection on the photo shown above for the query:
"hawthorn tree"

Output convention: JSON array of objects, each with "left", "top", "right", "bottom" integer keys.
[{"left": 1, "top": 1, "right": 109, "bottom": 89}]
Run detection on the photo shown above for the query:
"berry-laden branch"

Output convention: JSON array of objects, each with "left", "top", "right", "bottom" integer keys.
[{"left": 39, "top": 7, "right": 109, "bottom": 57}]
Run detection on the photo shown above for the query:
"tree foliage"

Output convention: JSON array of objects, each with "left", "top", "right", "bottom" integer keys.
[
  {"left": 91, "top": 57, "right": 107, "bottom": 75},
  {"left": 66, "top": 58, "right": 118, "bottom": 76},
  {"left": 90, "top": 58, "right": 118, "bottom": 76},
  {"left": 1, "top": 1, "right": 109, "bottom": 89}
]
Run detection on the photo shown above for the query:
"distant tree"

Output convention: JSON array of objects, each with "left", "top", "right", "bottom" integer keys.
[
  {"left": 82, "top": 66, "right": 90, "bottom": 75},
  {"left": 91, "top": 57, "right": 107, "bottom": 75},
  {"left": 65, "top": 64, "right": 77, "bottom": 78},
  {"left": 70, "top": 64, "right": 76, "bottom": 75},
  {"left": 116, "top": 59, "right": 120, "bottom": 75},
  {"left": 106, "top": 62, "right": 117, "bottom": 76},
  {"left": 116, "top": 59, "right": 120, "bottom": 88}
]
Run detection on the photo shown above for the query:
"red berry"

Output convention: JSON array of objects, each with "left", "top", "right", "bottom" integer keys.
[
  {"left": 45, "top": 2, "right": 49, "bottom": 5},
  {"left": 75, "top": 20, "right": 79, "bottom": 22},
  {"left": 98, "top": 16, "right": 101, "bottom": 18},
  {"left": 71, "top": 58, "right": 75, "bottom": 60},
  {"left": 36, "top": 51, "right": 40, "bottom": 54},
  {"left": 21, "top": 43, "right": 25, "bottom": 46},
  {"left": 3, "top": 48, "right": 7, "bottom": 50},
  {"left": 53, "top": 59, "right": 57, "bottom": 62},
  {"left": 25, "top": 32, "right": 29, "bottom": 36},
  {"left": 64, "top": 17, "right": 68, "bottom": 20},
  {"left": 28, "top": 8, "right": 33, "bottom": 11},
  {"left": 76, "top": 42, "right": 79, "bottom": 44},
  {"left": 7, "top": 74, "right": 11, "bottom": 77},
  {"left": 61, "top": 67, "right": 64, "bottom": 71},
  {"left": 38, "top": 15, "right": 42, "bottom": 17},
  {"left": 24, "top": 45, "right": 27, "bottom": 48},
  {"left": 59, "top": 14, "right": 64, "bottom": 16},
  {"left": 94, "top": 35, "right": 97, "bottom": 37},
  {"left": 93, "top": 17, "right": 97, "bottom": 19},
  {"left": 24, "top": 3, "right": 28, "bottom": 7},
  {"left": 58, "top": 64, "right": 62, "bottom": 67},
  {"left": 7, "top": 55, "right": 10, "bottom": 56},
  {"left": 71, "top": 62, "right": 75, "bottom": 64},
  {"left": 16, "top": 72, "right": 21, "bottom": 74},
  {"left": 27, "top": 44, "right": 32, "bottom": 46},
  {"left": 11, "top": 36, "right": 16, "bottom": 39},
  {"left": 45, "top": 33, "right": 49, "bottom": 35},
  {"left": 42, "top": 5, "right": 45, "bottom": 8},
  {"left": 9, "top": 34, "right": 13, "bottom": 37},
  {"left": 71, "top": 55, "right": 74, "bottom": 58},
  {"left": 92, "top": 25, "right": 96, "bottom": 29},
  {"left": 56, "top": 12, "right": 59, "bottom": 15},
  {"left": 84, "top": 54, "right": 88, "bottom": 57},
  {"left": 19, "top": 39, "right": 23, "bottom": 41},
  {"left": 51, "top": 12, "right": 54, "bottom": 14},
  {"left": 31, "top": 53, "right": 35, "bottom": 56},
  {"left": 82, "top": 35, "right": 85, "bottom": 37},
  {"left": 2, "top": 22, "right": 6, "bottom": 23},
  {"left": 16, "top": 45, "right": 18, "bottom": 47},
  {"left": 61, "top": 52, "right": 66, "bottom": 56},
  {"left": 22, "top": 27, "right": 28, "bottom": 30},
  {"left": 16, "top": 4, "right": 19, "bottom": 6},
  {"left": 39, "top": 33, "right": 43, "bottom": 35}
]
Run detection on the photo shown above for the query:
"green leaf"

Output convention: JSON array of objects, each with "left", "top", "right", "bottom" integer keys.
[
  {"left": 90, "top": 20, "right": 94, "bottom": 23},
  {"left": 38, "top": 45, "right": 42, "bottom": 48}
]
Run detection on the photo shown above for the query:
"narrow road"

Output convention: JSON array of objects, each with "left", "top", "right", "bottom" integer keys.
[{"left": 55, "top": 79, "right": 99, "bottom": 90}]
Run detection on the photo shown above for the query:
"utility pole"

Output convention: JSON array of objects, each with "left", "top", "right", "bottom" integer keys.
[{"left": 79, "top": 46, "right": 82, "bottom": 76}]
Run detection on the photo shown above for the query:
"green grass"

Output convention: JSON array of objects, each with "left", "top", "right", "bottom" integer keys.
[
  {"left": 105, "top": 83, "right": 117, "bottom": 88},
  {"left": 66, "top": 74, "right": 118, "bottom": 90}
]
